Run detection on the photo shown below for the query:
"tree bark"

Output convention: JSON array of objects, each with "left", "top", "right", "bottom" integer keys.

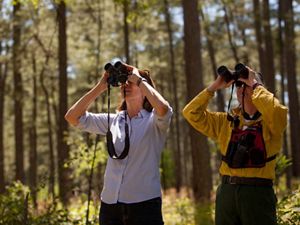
[
  {"left": 253, "top": 0, "right": 266, "bottom": 76},
  {"left": 182, "top": 0, "right": 212, "bottom": 202},
  {"left": 123, "top": 0, "right": 130, "bottom": 64},
  {"left": 283, "top": 0, "right": 300, "bottom": 177},
  {"left": 57, "top": 1, "right": 71, "bottom": 204},
  {"left": 277, "top": 0, "right": 291, "bottom": 189},
  {"left": 0, "top": 44, "right": 8, "bottom": 193},
  {"left": 13, "top": 2, "right": 25, "bottom": 183},
  {"left": 221, "top": 2, "right": 239, "bottom": 63},
  {"left": 34, "top": 32, "right": 57, "bottom": 198},
  {"left": 163, "top": 0, "right": 182, "bottom": 192},
  {"left": 29, "top": 54, "right": 38, "bottom": 207},
  {"left": 200, "top": 7, "right": 225, "bottom": 112},
  {"left": 262, "top": 0, "right": 275, "bottom": 92}
]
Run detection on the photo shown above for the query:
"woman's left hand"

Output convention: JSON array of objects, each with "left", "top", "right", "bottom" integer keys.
[
  {"left": 238, "top": 66, "right": 258, "bottom": 87},
  {"left": 128, "top": 67, "right": 142, "bottom": 85}
]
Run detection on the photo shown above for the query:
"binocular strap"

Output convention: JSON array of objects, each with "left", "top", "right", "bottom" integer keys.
[{"left": 106, "top": 85, "right": 130, "bottom": 159}]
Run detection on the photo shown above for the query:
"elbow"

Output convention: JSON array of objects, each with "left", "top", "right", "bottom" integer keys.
[
  {"left": 65, "top": 111, "right": 79, "bottom": 126},
  {"left": 182, "top": 105, "right": 190, "bottom": 119},
  {"left": 157, "top": 104, "right": 170, "bottom": 117}
]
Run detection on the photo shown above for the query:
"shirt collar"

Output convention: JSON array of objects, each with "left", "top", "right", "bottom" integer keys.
[{"left": 119, "top": 109, "right": 149, "bottom": 119}]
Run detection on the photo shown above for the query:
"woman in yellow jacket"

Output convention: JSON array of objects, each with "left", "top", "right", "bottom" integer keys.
[{"left": 182, "top": 65, "right": 287, "bottom": 225}]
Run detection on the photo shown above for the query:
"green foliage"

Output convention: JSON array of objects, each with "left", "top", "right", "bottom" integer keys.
[
  {"left": 161, "top": 149, "right": 176, "bottom": 188},
  {"left": 277, "top": 187, "right": 300, "bottom": 225},
  {"left": 0, "top": 181, "right": 99, "bottom": 225},
  {"left": 275, "top": 154, "right": 293, "bottom": 179},
  {"left": 66, "top": 133, "right": 107, "bottom": 178},
  {"left": 194, "top": 203, "right": 214, "bottom": 225},
  {"left": 2, "top": 182, "right": 300, "bottom": 225},
  {"left": 0, "top": 181, "right": 72, "bottom": 225},
  {"left": 163, "top": 195, "right": 195, "bottom": 225},
  {"left": 0, "top": 181, "right": 30, "bottom": 225}
]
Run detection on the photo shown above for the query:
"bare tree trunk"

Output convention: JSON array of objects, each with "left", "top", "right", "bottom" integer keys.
[
  {"left": 277, "top": 0, "right": 291, "bottom": 189},
  {"left": 0, "top": 0, "right": 5, "bottom": 194},
  {"left": 163, "top": 0, "right": 182, "bottom": 192},
  {"left": 262, "top": 0, "right": 275, "bottom": 93},
  {"left": 29, "top": 54, "right": 38, "bottom": 207},
  {"left": 34, "top": 32, "right": 57, "bottom": 198},
  {"left": 238, "top": 2, "right": 249, "bottom": 64},
  {"left": 283, "top": 0, "right": 300, "bottom": 177},
  {"left": 221, "top": 1, "right": 239, "bottom": 63},
  {"left": 253, "top": 0, "right": 266, "bottom": 75},
  {"left": 39, "top": 61, "right": 56, "bottom": 198},
  {"left": 13, "top": 2, "right": 25, "bottom": 183},
  {"left": 132, "top": 0, "right": 139, "bottom": 66},
  {"left": 94, "top": 0, "right": 103, "bottom": 194},
  {"left": 123, "top": 0, "right": 130, "bottom": 64},
  {"left": 200, "top": 7, "right": 225, "bottom": 112},
  {"left": 42, "top": 77, "right": 56, "bottom": 198},
  {"left": 0, "top": 44, "right": 8, "bottom": 193},
  {"left": 182, "top": 0, "right": 212, "bottom": 202},
  {"left": 57, "top": 1, "right": 71, "bottom": 204}
]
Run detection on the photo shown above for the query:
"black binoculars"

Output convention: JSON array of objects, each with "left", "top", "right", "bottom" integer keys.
[
  {"left": 217, "top": 63, "right": 249, "bottom": 83},
  {"left": 104, "top": 61, "right": 130, "bottom": 87}
]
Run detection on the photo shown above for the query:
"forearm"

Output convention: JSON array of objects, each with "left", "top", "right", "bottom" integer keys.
[
  {"left": 182, "top": 89, "right": 224, "bottom": 139},
  {"left": 65, "top": 82, "right": 106, "bottom": 126},
  {"left": 139, "top": 81, "right": 169, "bottom": 116}
]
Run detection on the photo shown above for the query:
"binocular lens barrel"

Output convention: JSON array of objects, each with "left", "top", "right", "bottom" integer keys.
[
  {"left": 217, "top": 63, "right": 248, "bottom": 82},
  {"left": 104, "top": 61, "right": 129, "bottom": 87},
  {"left": 234, "top": 63, "right": 248, "bottom": 79}
]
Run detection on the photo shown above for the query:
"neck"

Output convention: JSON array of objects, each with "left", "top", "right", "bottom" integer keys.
[
  {"left": 126, "top": 100, "right": 143, "bottom": 118},
  {"left": 242, "top": 102, "right": 258, "bottom": 117}
]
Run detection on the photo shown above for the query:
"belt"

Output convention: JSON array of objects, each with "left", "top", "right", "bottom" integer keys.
[{"left": 222, "top": 175, "right": 273, "bottom": 186}]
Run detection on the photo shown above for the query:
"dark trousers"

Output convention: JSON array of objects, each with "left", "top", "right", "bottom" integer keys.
[
  {"left": 215, "top": 183, "right": 277, "bottom": 225},
  {"left": 99, "top": 197, "right": 164, "bottom": 225}
]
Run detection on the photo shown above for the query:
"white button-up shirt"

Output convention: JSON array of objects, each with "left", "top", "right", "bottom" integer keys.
[{"left": 76, "top": 107, "right": 173, "bottom": 204}]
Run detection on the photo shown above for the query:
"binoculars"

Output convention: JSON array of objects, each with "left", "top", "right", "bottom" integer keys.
[
  {"left": 217, "top": 63, "right": 249, "bottom": 83},
  {"left": 104, "top": 61, "right": 130, "bottom": 87}
]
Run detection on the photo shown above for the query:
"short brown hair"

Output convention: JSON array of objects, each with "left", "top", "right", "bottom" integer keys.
[{"left": 117, "top": 69, "right": 155, "bottom": 112}]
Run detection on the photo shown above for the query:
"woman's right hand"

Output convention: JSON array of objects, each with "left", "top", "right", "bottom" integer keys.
[
  {"left": 97, "top": 71, "right": 109, "bottom": 90},
  {"left": 207, "top": 75, "right": 234, "bottom": 92}
]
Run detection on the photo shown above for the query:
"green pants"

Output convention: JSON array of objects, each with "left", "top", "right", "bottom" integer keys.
[{"left": 215, "top": 183, "right": 277, "bottom": 225}]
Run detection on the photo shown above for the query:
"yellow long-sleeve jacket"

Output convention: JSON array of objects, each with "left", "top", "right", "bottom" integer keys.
[{"left": 182, "top": 86, "right": 288, "bottom": 180}]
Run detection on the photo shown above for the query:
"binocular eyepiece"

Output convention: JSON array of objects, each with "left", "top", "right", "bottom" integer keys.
[
  {"left": 217, "top": 63, "right": 248, "bottom": 83},
  {"left": 104, "top": 61, "right": 130, "bottom": 87}
]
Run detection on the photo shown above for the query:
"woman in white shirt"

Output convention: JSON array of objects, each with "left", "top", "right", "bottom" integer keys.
[{"left": 65, "top": 63, "right": 172, "bottom": 225}]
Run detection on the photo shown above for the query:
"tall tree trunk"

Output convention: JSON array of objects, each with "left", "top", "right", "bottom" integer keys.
[
  {"left": 0, "top": 44, "right": 8, "bottom": 193},
  {"left": 221, "top": 2, "right": 239, "bottom": 63},
  {"left": 277, "top": 0, "right": 291, "bottom": 189},
  {"left": 95, "top": 0, "right": 104, "bottom": 194},
  {"left": 123, "top": 0, "right": 130, "bottom": 64},
  {"left": 182, "top": 0, "right": 212, "bottom": 202},
  {"left": 283, "top": 0, "right": 300, "bottom": 177},
  {"left": 163, "top": 0, "right": 182, "bottom": 192},
  {"left": 200, "top": 7, "right": 225, "bottom": 112},
  {"left": 34, "top": 32, "right": 57, "bottom": 198},
  {"left": 262, "top": 0, "right": 275, "bottom": 93},
  {"left": 29, "top": 54, "right": 38, "bottom": 207},
  {"left": 238, "top": 2, "right": 249, "bottom": 64},
  {"left": 0, "top": 0, "right": 4, "bottom": 194},
  {"left": 13, "top": 2, "right": 25, "bottom": 183},
  {"left": 39, "top": 57, "right": 56, "bottom": 198},
  {"left": 132, "top": 0, "right": 139, "bottom": 66},
  {"left": 57, "top": 1, "right": 71, "bottom": 204},
  {"left": 253, "top": 0, "right": 266, "bottom": 76}
]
